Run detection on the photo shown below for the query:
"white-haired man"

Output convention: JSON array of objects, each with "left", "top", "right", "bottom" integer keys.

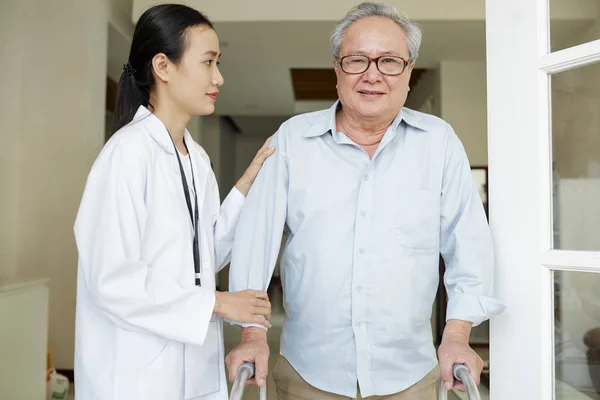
[{"left": 226, "top": 3, "right": 504, "bottom": 399}]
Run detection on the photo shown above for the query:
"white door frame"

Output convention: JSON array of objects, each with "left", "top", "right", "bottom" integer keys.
[{"left": 486, "top": 0, "right": 600, "bottom": 398}]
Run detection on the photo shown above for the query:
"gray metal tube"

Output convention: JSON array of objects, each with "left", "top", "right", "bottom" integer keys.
[
  {"left": 230, "top": 362, "right": 479, "bottom": 400},
  {"left": 437, "top": 364, "right": 482, "bottom": 400},
  {"left": 229, "top": 363, "right": 267, "bottom": 400}
]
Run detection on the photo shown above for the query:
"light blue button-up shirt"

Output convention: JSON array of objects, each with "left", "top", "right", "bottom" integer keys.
[{"left": 229, "top": 101, "right": 504, "bottom": 397}]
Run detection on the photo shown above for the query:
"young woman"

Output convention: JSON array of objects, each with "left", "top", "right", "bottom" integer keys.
[{"left": 73, "top": 4, "right": 274, "bottom": 399}]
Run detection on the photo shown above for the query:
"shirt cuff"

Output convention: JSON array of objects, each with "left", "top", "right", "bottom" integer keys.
[
  {"left": 226, "top": 186, "right": 246, "bottom": 203},
  {"left": 445, "top": 292, "right": 505, "bottom": 327},
  {"left": 220, "top": 186, "right": 246, "bottom": 221},
  {"left": 226, "top": 320, "right": 268, "bottom": 331}
]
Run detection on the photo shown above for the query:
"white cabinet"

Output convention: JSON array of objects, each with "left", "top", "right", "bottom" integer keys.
[{"left": 0, "top": 277, "right": 49, "bottom": 400}]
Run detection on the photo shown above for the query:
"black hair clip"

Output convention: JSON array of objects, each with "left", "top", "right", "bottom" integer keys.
[{"left": 123, "top": 63, "right": 137, "bottom": 76}]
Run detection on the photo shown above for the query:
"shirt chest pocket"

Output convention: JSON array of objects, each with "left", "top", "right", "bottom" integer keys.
[{"left": 396, "top": 189, "right": 441, "bottom": 251}]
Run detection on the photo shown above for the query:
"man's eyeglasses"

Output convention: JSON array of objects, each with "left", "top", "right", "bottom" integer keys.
[{"left": 338, "top": 55, "right": 410, "bottom": 76}]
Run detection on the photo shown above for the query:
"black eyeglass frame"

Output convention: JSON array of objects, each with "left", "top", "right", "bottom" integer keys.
[{"left": 337, "top": 55, "right": 411, "bottom": 76}]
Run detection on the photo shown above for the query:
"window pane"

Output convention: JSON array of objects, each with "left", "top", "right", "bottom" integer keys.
[
  {"left": 552, "top": 61, "right": 600, "bottom": 251},
  {"left": 554, "top": 270, "right": 600, "bottom": 399},
  {"left": 550, "top": 1, "right": 600, "bottom": 52}
]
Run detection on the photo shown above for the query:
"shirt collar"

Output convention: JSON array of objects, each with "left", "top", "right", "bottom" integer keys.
[
  {"left": 132, "top": 105, "right": 194, "bottom": 155},
  {"left": 303, "top": 99, "right": 430, "bottom": 138}
]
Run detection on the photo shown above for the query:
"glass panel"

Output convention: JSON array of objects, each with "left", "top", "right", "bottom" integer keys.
[
  {"left": 554, "top": 270, "right": 600, "bottom": 399},
  {"left": 552, "top": 61, "right": 600, "bottom": 251},
  {"left": 550, "top": 0, "right": 600, "bottom": 52}
]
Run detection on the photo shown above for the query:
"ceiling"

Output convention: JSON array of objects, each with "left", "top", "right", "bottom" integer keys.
[
  {"left": 212, "top": 20, "right": 486, "bottom": 116},
  {"left": 107, "top": 10, "right": 595, "bottom": 120},
  {"left": 210, "top": 19, "right": 594, "bottom": 117}
]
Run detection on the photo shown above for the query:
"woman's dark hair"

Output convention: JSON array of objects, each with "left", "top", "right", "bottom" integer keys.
[{"left": 111, "top": 4, "right": 213, "bottom": 133}]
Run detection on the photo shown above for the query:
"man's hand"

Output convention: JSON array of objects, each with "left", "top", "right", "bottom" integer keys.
[
  {"left": 225, "top": 327, "right": 270, "bottom": 387},
  {"left": 438, "top": 320, "right": 482, "bottom": 392}
]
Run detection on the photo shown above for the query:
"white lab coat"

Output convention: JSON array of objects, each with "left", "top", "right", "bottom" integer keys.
[{"left": 73, "top": 106, "right": 244, "bottom": 400}]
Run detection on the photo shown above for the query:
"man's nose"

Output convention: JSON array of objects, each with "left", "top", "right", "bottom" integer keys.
[{"left": 364, "top": 60, "right": 382, "bottom": 82}]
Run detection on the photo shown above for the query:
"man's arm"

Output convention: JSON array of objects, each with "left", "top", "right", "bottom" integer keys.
[
  {"left": 226, "top": 129, "right": 289, "bottom": 386},
  {"left": 438, "top": 124, "right": 505, "bottom": 391},
  {"left": 213, "top": 137, "right": 275, "bottom": 271}
]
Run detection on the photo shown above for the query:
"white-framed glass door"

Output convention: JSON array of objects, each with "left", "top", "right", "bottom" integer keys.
[{"left": 486, "top": 0, "right": 600, "bottom": 398}]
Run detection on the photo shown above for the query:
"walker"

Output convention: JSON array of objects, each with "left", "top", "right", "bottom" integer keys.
[
  {"left": 229, "top": 363, "right": 267, "bottom": 400},
  {"left": 229, "top": 362, "right": 481, "bottom": 399}
]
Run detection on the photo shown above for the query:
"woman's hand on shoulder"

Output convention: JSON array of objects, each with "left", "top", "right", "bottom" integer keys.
[{"left": 234, "top": 136, "right": 275, "bottom": 197}]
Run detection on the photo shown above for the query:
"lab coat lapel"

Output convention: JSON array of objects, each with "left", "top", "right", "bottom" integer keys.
[{"left": 137, "top": 108, "right": 196, "bottom": 234}]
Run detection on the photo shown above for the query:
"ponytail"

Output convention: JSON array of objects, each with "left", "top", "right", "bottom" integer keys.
[{"left": 111, "top": 64, "right": 150, "bottom": 134}]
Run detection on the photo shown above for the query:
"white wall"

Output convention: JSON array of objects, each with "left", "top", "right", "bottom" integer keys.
[
  {"left": 109, "top": 0, "right": 134, "bottom": 41},
  {"left": 187, "top": 115, "right": 203, "bottom": 143},
  {"left": 235, "top": 136, "right": 267, "bottom": 181},
  {"left": 405, "top": 68, "right": 441, "bottom": 117},
  {"left": 197, "top": 115, "right": 241, "bottom": 199},
  {"left": 0, "top": 0, "right": 22, "bottom": 278},
  {"left": 439, "top": 61, "right": 488, "bottom": 166},
  {"left": 406, "top": 62, "right": 488, "bottom": 166},
  {"left": 1, "top": 0, "right": 117, "bottom": 369},
  {"left": 200, "top": 116, "right": 221, "bottom": 183},
  {"left": 219, "top": 119, "right": 238, "bottom": 200},
  {"left": 214, "top": 121, "right": 237, "bottom": 290},
  {"left": 294, "top": 100, "right": 335, "bottom": 115}
]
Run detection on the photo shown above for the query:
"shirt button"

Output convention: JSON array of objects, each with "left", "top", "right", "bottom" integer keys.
[
  {"left": 364, "top": 175, "right": 370, "bottom": 181},
  {"left": 356, "top": 286, "right": 363, "bottom": 292},
  {"left": 360, "top": 211, "right": 367, "bottom": 217},
  {"left": 358, "top": 249, "right": 365, "bottom": 255}
]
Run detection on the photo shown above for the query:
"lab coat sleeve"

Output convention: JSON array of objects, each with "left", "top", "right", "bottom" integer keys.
[
  {"left": 74, "top": 145, "right": 215, "bottom": 345},
  {"left": 440, "top": 124, "right": 505, "bottom": 327},
  {"left": 213, "top": 185, "right": 246, "bottom": 272},
  {"left": 228, "top": 130, "right": 289, "bottom": 329}
]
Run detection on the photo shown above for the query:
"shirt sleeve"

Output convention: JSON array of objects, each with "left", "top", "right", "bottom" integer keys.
[
  {"left": 440, "top": 124, "right": 505, "bottom": 327},
  {"left": 228, "top": 129, "right": 289, "bottom": 329},
  {"left": 212, "top": 185, "right": 246, "bottom": 272}
]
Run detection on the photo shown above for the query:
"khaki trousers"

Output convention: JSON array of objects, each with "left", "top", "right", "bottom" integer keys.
[{"left": 272, "top": 355, "right": 439, "bottom": 400}]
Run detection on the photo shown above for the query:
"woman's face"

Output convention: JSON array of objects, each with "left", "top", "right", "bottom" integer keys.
[{"left": 167, "top": 25, "right": 224, "bottom": 116}]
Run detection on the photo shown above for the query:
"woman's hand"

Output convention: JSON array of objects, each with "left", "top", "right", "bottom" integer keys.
[
  {"left": 235, "top": 136, "right": 275, "bottom": 196},
  {"left": 214, "top": 290, "right": 272, "bottom": 328}
]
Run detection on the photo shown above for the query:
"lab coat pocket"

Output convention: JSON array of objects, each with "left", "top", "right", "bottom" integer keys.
[
  {"left": 396, "top": 189, "right": 440, "bottom": 251},
  {"left": 184, "top": 320, "right": 220, "bottom": 399},
  {"left": 137, "top": 340, "right": 182, "bottom": 400}
]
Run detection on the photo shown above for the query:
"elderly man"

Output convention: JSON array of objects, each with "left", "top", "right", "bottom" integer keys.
[{"left": 225, "top": 2, "right": 504, "bottom": 399}]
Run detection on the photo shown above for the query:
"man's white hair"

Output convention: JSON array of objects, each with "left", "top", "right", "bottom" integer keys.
[{"left": 330, "top": 2, "right": 423, "bottom": 61}]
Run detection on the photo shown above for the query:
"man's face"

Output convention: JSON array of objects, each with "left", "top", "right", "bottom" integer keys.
[{"left": 334, "top": 16, "right": 414, "bottom": 120}]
